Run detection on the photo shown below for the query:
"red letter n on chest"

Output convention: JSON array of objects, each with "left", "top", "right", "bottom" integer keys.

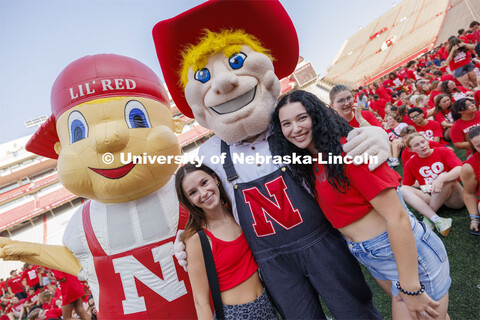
[{"left": 242, "top": 176, "right": 303, "bottom": 237}]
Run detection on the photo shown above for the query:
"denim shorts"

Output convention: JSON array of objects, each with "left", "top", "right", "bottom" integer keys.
[
  {"left": 215, "top": 288, "right": 279, "bottom": 320},
  {"left": 453, "top": 62, "right": 475, "bottom": 78},
  {"left": 345, "top": 216, "right": 451, "bottom": 301}
]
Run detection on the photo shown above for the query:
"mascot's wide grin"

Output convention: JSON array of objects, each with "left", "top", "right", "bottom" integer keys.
[
  {"left": 89, "top": 162, "right": 136, "bottom": 179},
  {"left": 210, "top": 86, "right": 257, "bottom": 114}
]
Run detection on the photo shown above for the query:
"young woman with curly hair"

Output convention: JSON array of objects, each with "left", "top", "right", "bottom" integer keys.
[{"left": 269, "top": 89, "right": 450, "bottom": 320}]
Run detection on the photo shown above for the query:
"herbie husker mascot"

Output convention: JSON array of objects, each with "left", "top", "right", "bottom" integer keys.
[
  {"left": 153, "top": 0, "right": 388, "bottom": 319},
  {"left": 0, "top": 54, "right": 196, "bottom": 319}
]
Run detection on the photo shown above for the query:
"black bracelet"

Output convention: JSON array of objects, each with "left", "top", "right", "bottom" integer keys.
[{"left": 396, "top": 281, "right": 425, "bottom": 296}]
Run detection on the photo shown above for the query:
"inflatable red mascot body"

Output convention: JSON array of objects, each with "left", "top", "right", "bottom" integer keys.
[{"left": 0, "top": 54, "right": 196, "bottom": 320}]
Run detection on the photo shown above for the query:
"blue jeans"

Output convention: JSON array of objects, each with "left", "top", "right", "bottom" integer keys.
[{"left": 345, "top": 216, "right": 451, "bottom": 301}]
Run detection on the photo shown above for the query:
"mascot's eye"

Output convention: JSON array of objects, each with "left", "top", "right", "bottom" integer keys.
[
  {"left": 125, "top": 100, "right": 151, "bottom": 129},
  {"left": 194, "top": 68, "right": 211, "bottom": 83},
  {"left": 68, "top": 111, "right": 88, "bottom": 144},
  {"left": 228, "top": 53, "right": 247, "bottom": 70}
]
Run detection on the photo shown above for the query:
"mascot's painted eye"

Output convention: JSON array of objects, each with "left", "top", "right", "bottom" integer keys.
[
  {"left": 68, "top": 111, "right": 89, "bottom": 144},
  {"left": 228, "top": 53, "right": 247, "bottom": 70},
  {"left": 194, "top": 68, "right": 211, "bottom": 83},
  {"left": 125, "top": 100, "right": 151, "bottom": 128}
]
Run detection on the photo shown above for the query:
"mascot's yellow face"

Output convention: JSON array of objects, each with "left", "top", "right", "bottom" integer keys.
[
  {"left": 54, "top": 96, "right": 183, "bottom": 203},
  {"left": 184, "top": 46, "right": 280, "bottom": 144}
]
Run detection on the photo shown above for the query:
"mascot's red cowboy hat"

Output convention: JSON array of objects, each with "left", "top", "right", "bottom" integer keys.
[
  {"left": 25, "top": 54, "right": 169, "bottom": 159},
  {"left": 152, "top": 0, "right": 299, "bottom": 119}
]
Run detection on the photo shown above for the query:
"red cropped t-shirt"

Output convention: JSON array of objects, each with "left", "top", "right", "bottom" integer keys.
[
  {"left": 203, "top": 229, "right": 258, "bottom": 292},
  {"left": 314, "top": 161, "right": 401, "bottom": 228}
]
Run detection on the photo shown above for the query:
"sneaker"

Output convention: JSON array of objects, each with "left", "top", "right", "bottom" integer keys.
[
  {"left": 422, "top": 217, "right": 434, "bottom": 230},
  {"left": 387, "top": 158, "right": 400, "bottom": 167},
  {"left": 434, "top": 217, "right": 453, "bottom": 237}
]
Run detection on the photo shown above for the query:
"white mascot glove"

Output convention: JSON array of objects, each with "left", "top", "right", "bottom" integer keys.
[
  {"left": 173, "top": 230, "right": 188, "bottom": 272},
  {"left": 343, "top": 126, "right": 389, "bottom": 171}
]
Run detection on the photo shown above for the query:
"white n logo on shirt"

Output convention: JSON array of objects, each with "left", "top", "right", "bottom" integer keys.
[{"left": 112, "top": 242, "right": 187, "bottom": 314}]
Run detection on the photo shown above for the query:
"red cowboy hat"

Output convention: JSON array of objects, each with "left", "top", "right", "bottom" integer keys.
[
  {"left": 152, "top": 0, "right": 299, "bottom": 118},
  {"left": 26, "top": 54, "right": 169, "bottom": 159}
]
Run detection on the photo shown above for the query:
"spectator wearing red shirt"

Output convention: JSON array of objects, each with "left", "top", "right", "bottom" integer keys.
[
  {"left": 399, "top": 125, "right": 447, "bottom": 165},
  {"left": 446, "top": 37, "right": 477, "bottom": 90},
  {"left": 451, "top": 98, "right": 480, "bottom": 157},
  {"left": 6, "top": 270, "right": 26, "bottom": 300},
  {"left": 329, "top": 85, "right": 382, "bottom": 128},
  {"left": 4, "top": 296, "right": 26, "bottom": 320},
  {"left": 21, "top": 264, "right": 41, "bottom": 292},
  {"left": 440, "top": 80, "right": 470, "bottom": 103},
  {"left": 433, "top": 94, "right": 455, "bottom": 141},
  {"left": 401, "top": 134, "right": 463, "bottom": 236},
  {"left": 270, "top": 91, "right": 451, "bottom": 319},
  {"left": 408, "top": 107, "right": 446, "bottom": 144},
  {"left": 52, "top": 270, "right": 89, "bottom": 320},
  {"left": 460, "top": 125, "right": 480, "bottom": 235},
  {"left": 384, "top": 114, "right": 407, "bottom": 167},
  {"left": 428, "top": 80, "right": 442, "bottom": 108},
  {"left": 373, "top": 82, "right": 392, "bottom": 102},
  {"left": 370, "top": 94, "right": 388, "bottom": 120},
  {"left": 385, "top": 72, "right": 406, "bottom": 91}
]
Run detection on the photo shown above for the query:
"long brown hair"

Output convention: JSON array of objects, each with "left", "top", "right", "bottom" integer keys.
[
  {"left": 175, "top": 162, "right": 233, "bottom": 241},
  {"left": 433, "top": 94, "right": 451, "bottom": 117}
]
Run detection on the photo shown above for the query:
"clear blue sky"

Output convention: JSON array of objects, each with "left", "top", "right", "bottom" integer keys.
[{"left": 0, "top": 0, "right": 398, "bottom": 144}]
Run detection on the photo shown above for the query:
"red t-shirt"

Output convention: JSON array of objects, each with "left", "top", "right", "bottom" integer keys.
[
  {"left": 402, "top": 114, "right": 414, "bottom": 126},
  {"left": 475, "top": 90, "right": 480, "bottom": 107},
  {"left": 7, "top": 276, "right": 24, "bottom": 294},
  {"left": 428, "top": 90, "right": 441, "bottom": 108},
  {"left": 440, "top": 74, "right": 463, "bottom": 87},
  {"left": 349, "top": 110, "right": 382, "bottom": 128},
  {"left": 45, "top": 308, "right": 63, "bottom": 320},
  {"left": 375, "top": 86, "right": 392, "bottom": 102},
  {"left": 401, "top": 141, "right": 445, "bottom": 164},
  {"left": 435, "top": 110, "right": 454, "bottom": 130},
  {"left": 314, "top": 160, "right": 401, "bottom": 229},
  {"left": 42, "top": 297, "right": 59, "bottom": 310},
  {"left": 465, "top": 152, "right": 480, "bottom": 201},
  {"left": 53, "top": 270, "right": 86, "bottom": 305},
  {"left": 370, "top": 98, "right": 387, "bottom": 119},
  {"left": 22, "top": 267, "right": 40, "bottom": 287},
  {"left": 5, "top": 299, "right": 26, "bottom": 313},
  {"left": 450, "top": 86, "right": 468, "bottom": 103},
  {"left": 385, "top": 76, "right": 405, "bottom": 90},
  {"left": 0, "top": 280, "right": 6, "bottom": 294},
  {"left": 412, "top": 120, "right": 446, "bottom": 143},
  {"left": 450, "top": 111, "right": 480, "bottom": 157},
  {"left": 449, "top": 50, "right": 472, "bottom": 71},
  {"left": 403, "top": 148, "right": 462, "bottom": 186}
]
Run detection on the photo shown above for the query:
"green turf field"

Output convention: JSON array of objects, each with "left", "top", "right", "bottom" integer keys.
[{"left": 366, "top": 147, "right": 480, "bottom": 320}]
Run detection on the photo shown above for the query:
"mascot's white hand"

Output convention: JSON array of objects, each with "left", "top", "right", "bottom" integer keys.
[
  {"left": 343, "top": 126, "right": 389, "bottom": 171},
  {"left": 173, "top": 230, "right": 188, "bottom": 272}
]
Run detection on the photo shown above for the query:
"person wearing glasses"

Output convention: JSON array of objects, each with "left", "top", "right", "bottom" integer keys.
[
  {"left": 407, "top": 108, "right": 446, "bottom": 145},
  {"left": 329, "top": 84, "right": 382, "bottom": 128},
  {"left": 450, "top": 98, "right": 480, "bottom": 157}
]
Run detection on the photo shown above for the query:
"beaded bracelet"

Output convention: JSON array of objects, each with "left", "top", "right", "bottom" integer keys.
[
  {"left": 469, "top": 214, "right": 480, "bottom": 221},
  {"left": 396, "top": 281, "right": 425, "bottom": 296}
]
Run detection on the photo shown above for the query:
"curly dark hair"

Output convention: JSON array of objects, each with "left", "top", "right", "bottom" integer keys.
[
  {"left": 451, "top": 98, "right": 476, "bottom": 121},
  {"left": 268, "top": 90, "right": 353, "bottom": 194}
]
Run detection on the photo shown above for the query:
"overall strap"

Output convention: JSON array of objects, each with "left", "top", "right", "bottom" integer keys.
[
  {"left": 82, "top": 201, "right": 107, "bottom": 257},
  {"left": 220, "top": 140, "right": 238, "bottom": 181},
  {"left": 197, "top": 229, "right": 224, "bottom": 320}
]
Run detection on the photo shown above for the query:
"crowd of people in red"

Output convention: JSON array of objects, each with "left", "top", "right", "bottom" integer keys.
[
  {"left": 330, "top": 20, "right": 480, "bottom": 237},
  {"left": 0, "top": 264, "right": 94, "bottom": 320}
]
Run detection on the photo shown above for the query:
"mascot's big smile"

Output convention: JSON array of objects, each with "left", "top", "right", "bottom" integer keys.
[
  {"left": 89, "top": 162, "right": 136, "bottom": 179},
  {"left": 210, "top": 86, "right": 256, "bottom": 114}
]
